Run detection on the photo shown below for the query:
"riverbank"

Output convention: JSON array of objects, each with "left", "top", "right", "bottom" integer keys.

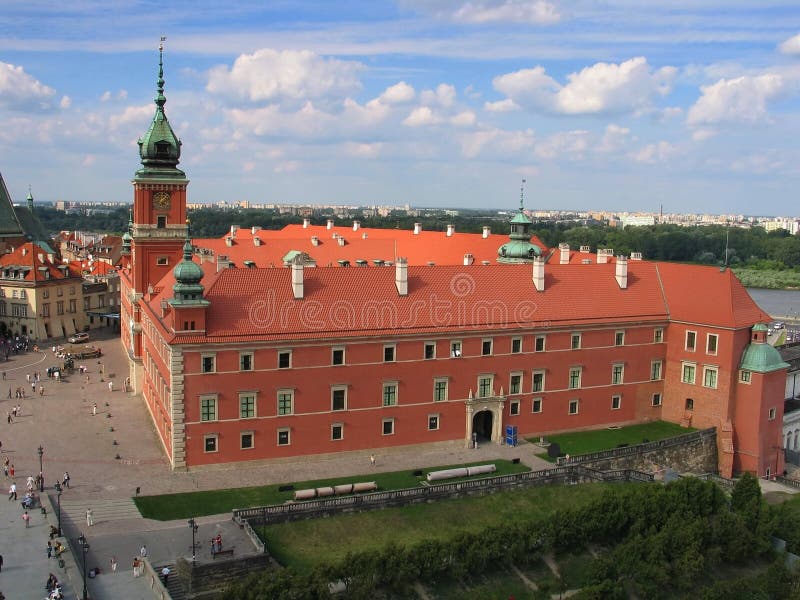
[{"left": 734, "top": 268, "right": 800, "bottom": 290}]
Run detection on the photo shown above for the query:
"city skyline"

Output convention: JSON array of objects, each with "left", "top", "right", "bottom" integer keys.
[{"left": 1, "top": 1, "right": 800, "bottom": 214}]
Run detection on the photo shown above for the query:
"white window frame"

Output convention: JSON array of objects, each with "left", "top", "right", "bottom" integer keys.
[
  {"left": 510, "top": 399, "right": 520, "bottom": 416},
  {"left": 682, "top": 362, "right": 697, "bottom": 385},
  {"left": 769, "top": 407, "right": 777, "bottom": 421},
  {"left": 615, "top": 330, "right": 625, "bottom": 346},
  {"left": 571, "top": 333, "right": 581, "bottom": 350},
  {"left": 569, "top": 367, "right": 582, "bottom": 390},
  {"left": 512, "top": 337, "right": 523, "bottom": 354},
  {"left": 278, "top": 349, "right": 292, "bottom": 369},
  {"left": 332, "top": 346, "right": 345, "bottom": 366},
  {"left": 201, "top": 353, "right": 216, "bottom": 374},
  {"left": 200, "top": 394, "right": 217, "bottom": 422},
  {"left": 509, "top": 372, "right": 523, "bottom": 395},
  {"left": 450, "top": 340, "right": 462, "bottom": 358},
  {"left": 654, "top": 328, "right": 663, "bottom": 343},
  {"left": 383, "top": 344, "right": 396, "bottom": 362},
  {"left": 239, "top": 392, "right": 258, "bottom": 419},
  {"left": 532, "top": 370, "right": 545, "bottom": 392},
  {"left": 428, "top": 414, "right": 440, "bottom": 431},
  {"left": 477, "top": 375, "right": 494, "bottom": 398},
  {"left": 433, "top": 378, "right": 449, "bottom": 402},
  {"left": 481, "top": 338, "right": 493, "bottom": 356},
  {"left": 703, "top": 366, "right": 718, "bottom": 389},
  {"left": 612, "top": 363, "right": 624, "bottom": 385},
  {"left": 276, "top": 389, "right": 293, "bottom": 416},
  {"left": 424, "top": 342, "right": 436, "bottom": 360},
  {"left": 535, "top": 335, "right": 546, "bottom": 352},
  {"left": 652, "top": 393, "right": 662, "bottom": 407},
  {"left": 532, "top": 397, "right": 543, "bottom": 413},
  {"left": 706, "top": 334, "right": 718, "bottom": 356},
  {"left": 203, "top": 434, "right": 218, "bottom": 453},
  {"left": 239, "top": 352, "right": 254, "bottom": 372},
  {"left": 740, "top": 370, "right": 751, "bottom": 384},
  {"left": 568, "top": 399, "right": 579, "bottom": 415},
  {"left": 240, "top": 431, "right": 254, "bottom": 450},
  {"left": 382, "top": 418, "right": 395, "bottom": 436},
  {"left": 650, "top": 360, "right": 663, "bottom": 381},
  {"left": 331, "top": 386, "right": 347, "bottom": 411},
  {"left": 382, "top": 382, "right": 398, "bottom": 407},
  {"left": 331, "top": 423, "right": 344, "bottom": 441},
  {"left": 685, "top": 330, "right": 697, "bottom": 351},
  {"left": 611, "top": 395, "right": 622, "bottom": 410},
  {"left": 277, "top": 428, "right": 291, "bottom": 446}
]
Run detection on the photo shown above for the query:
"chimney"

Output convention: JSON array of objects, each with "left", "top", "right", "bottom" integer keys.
[
  {"left": 225, "top": 237, "right": 233, "bottom": 247},
  {"left": 482, "top": 226, "right": 491, "bottom": 239},
  {"left": 253, "top": 237, "right": 261, "bottom": 246},
  {"left": 303, "top": 218, "right": 310, "bottom": 229},
  {"left": 311, "top": 236, "right": 319, "bottom": 247},
  {"left": 353, "top": 220, "right": 360, "bottom": 231},
  {"left": 464, "top": 253, "right": 474, "bottom": 266},
  {"left": 251, "top": 226, "right": 261, "bottom": 235},
  {"left": 362, "top": 232, "right": 368, "bottom": 240},
  {"left": 395, "top": 257, "right": 408, "bottom": 296},
  {"left": 579, "top": 245, "right": 590, "bottom": 253},
  {"left": 597, "top": 248, "right": 613, "bottom": 264},
  {"left": 230, "top": 225, "right": 239, "bottom": 237},
  {"left": 327, "top": 219, "right": 334, "bottom": 230},
  {"left": 22, "top": 247, "right": 27, "bottom": 256},
  {"left": 615, "top": 255, "right": 628, "bottom": 289},
  {"left": 413, "top": 223, "right": 422, "bottom": 235},
  {"left": 337, "top": 237, "right": 346, "bottom": 246},
  {"left": 559, "top": 243, "right": 570, "bottom": 264},
  {"left": 292, "top": 256, "right": 304, "bottom": 299},
  {"left": 532, "top": 257, "right": 545, "bottom": 291},
  {"left": 630, "top": 252, "right": 643, "bottom": 261},
  {"left": 446, "top": 224, "right": 455, "bottom": 237}
]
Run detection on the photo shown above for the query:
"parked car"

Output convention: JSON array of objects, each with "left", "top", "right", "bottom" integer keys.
[{"left": 68, "top": 332, "right": 90, "bottom": 344}]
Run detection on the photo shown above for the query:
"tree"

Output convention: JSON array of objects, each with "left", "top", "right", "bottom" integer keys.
[{"left": 731, "top": 472, "right": 762, "bottom": 529}]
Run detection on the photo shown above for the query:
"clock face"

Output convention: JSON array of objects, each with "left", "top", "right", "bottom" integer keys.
[{"left": 153, "top": 191, "right": 171, "bottom": 209}]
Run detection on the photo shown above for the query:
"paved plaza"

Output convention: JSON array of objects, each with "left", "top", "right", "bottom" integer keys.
[{"left": 0, "top": 328, "right": 554, "bottom": 599}]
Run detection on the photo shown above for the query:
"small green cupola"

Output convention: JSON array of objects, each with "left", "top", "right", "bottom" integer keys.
[
  {"left": 121, "top": 210, "right": 133, "bottom": 256},
  {"left": 170, "top": 235, "right": 207, "bottom": 306},
  {"left": 26, "top": 186, "right": 34, "bottom": 213},
  {"left": 497, "top": 179, "right": 542, "bottom": 263},
  {"left": 136, "top": 41, "right": 185, "bottom": 179},
  {"left": 740, "top": 323, "right": 790, "bottom": 373}
]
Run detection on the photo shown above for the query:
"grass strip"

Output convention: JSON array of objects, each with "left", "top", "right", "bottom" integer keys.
[{"left": 134, "top": 458, "right": 529, "bottom": 520}]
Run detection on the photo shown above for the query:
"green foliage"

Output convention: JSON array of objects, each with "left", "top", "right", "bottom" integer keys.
[{"left": 731, "top": 472, "right": 763, "bottom": 529}]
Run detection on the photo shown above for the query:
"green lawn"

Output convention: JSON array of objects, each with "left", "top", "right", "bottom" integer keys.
[
  {"left": 261, "top": 483, "right": 621, "bottom": 571},
  {"left": 531, "top": 421, "right": 694, "bottom": 462},
  {"left": 134, "top": 458, "right": 529, "bottom": 520}
]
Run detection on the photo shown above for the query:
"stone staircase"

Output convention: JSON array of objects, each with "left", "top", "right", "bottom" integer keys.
[
  {"left": 154, "top": 563, "right": 187, "bottom": 600},
  {"left": 58, "top": 497, "right": 141, "bottom": 526}
]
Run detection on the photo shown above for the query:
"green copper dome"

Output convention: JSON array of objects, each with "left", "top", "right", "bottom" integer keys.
[
  {"left": 136, "top": 43, "right": 184, "bottom": 179},
  {"left": 498, "top": 182, "right": 541, "bottom": 263},
  {"left": 752, "top": 323, "right": 769, "bottom": 332},
  {"left": 740, "top": 343, "right": 790, "bottom": 373},
  {"left": 171, "top": 239, "right": 207, "bottom": 304}
]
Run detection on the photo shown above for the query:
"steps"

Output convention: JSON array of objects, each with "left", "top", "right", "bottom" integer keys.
[{"left": 153, "top": 563, "right": 186, "bottom": 600}]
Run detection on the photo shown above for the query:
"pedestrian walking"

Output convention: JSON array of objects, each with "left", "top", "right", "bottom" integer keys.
[
  {"left": 6, "top": 411, "right": 11, "bottom": 424},
  {"left": 47, "top": 541, "right": 52, "bottom": 559},
  {"left": 22, "top": 510, "right": 29, "bottom": 527},
  {"left": 108, "top": 381, "right": 113, "bottom": 392},
  {"left": 86, "top": 508, "right": 93, "bottom": 526},
  {"left": 140, "top": 544, "right": 148, "bottom": 558},
  {"left": 370, "top": 454, "right": 376, "bottom": 467},
  {"left": 92, "top": 403, "right": 97, "bottom": 416},
  {"left": 132, "top": 557, "right": 140, "bottom": 577},
  {"left": 0, "top": 553, "right": 3, "bottom": 572},
  {"left": 8, "top": 483, "right": 16, "bottom": 500},
  {"left": 9, "top": 464, "right": 14, "bottom": 478},
  {"left": 62, "top": 471, "right": 70, "bottom": 488},
  {"left": 161, "top": 565, "right": 170, "bottom": 585},
  {"left": 1, "top": 371, "right": 5, "bottom": 380},
  {"left": 110, "top": 556, "right": 117, "bottom": 572},
  {"left": 39, "top": 385, "right": 44, "bottom": 397}
]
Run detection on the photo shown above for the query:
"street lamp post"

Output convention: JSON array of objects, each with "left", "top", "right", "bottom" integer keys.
[
  {"left": 188, "top": 518, "right": 199, "bottom": 562},
  {"left": 78, "top": 533, "right": 90, "bottom": 600},
  {"left": 37, "top": 444, "right": 44, "bottom": 491},
  {"left": 54, "top": 481, "right": 62, "bottom": 536}
]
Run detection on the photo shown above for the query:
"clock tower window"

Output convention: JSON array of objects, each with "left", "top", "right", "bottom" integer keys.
[{"left": 157, "top": 215, "right": 167, "bottom": 229}]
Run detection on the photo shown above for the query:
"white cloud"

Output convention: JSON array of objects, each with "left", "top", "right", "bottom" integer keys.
[
  {"left": 535, "top": 130, "right": 588, "bottom": 159},
  {"left": 420, "top": 83, "right": 456, "bottom": 107},
  {"left": 403, "top": 106, "right": 440, "bottom": 127},
  {"left": 344, "top": 142, "right": 383, "bottom": 158},
  {"left": 459, "top": 127, "right": 536, "bottom": 158},
  {"left": 118, "top": 89, "right": 128, "bottom": 100},
  {"left": 691, "top": 128, "right": 717, "bottom": 142},
  {"left": 101, "top": 91, "right": 112, "bottom": 102},
  {"left": 59, "top": 96, "right": 71, "bottom": 109},
  {"left": 378, "top": 81, "right": 415, "bottom": 104},
  {"left": 451, "top": 110, "right": 477, "bottom": 126},
  {"left": 451, "top": 1, "right": 561, "bottom": 25},
  {"left": 274, "top": 161, "right": 300, "bottom": 173},
  {"left": 484, "top": 98, "right": 519, "bottom": 113},
  {"left": 779, "top": 33, "right": 800, "bottom": 55},
  {"left": 686, "top": 74, "right": 784, "bottom": 125},
  {"left": 629, "top": 141, "right": 676, "bottom": 164},
  {"left": 492, "top": 57, "right": 676, "bottom": 115},
  {"left": 108, "top": 105, "right": 153, "bottom": 131},
  {"left": 596, "top": 124, "right": 630, "bottom": 153},
  {"left": 0, "top": 61, "right": 57, "bottom": 111},
  {"left": 81, "top": 155, "right": 96, "bottom": 167},
  {"left": 206, "top": 49, "right": 363, "bottom": 106}
]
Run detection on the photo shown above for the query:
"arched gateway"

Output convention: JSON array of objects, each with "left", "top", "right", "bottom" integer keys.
[{"left": 465, "top": 394, "right": 505, "bottom": 447}]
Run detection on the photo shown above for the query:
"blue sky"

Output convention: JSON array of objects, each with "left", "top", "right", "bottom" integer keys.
[{"left": 2, "top": 1, "right": 800, "bottom": 216}]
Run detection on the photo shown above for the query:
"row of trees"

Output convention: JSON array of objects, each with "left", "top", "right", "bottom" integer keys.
[
  {"left": 225, "top": 475, "right": 799, "bottom": 599},
  {"left": 35, "top": 206, "right": 800, "bottom": 270}
]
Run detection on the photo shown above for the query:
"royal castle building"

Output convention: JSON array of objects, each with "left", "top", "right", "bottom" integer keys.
[{"left": 120, "top": 49, "right": 789, "bottom": 478}]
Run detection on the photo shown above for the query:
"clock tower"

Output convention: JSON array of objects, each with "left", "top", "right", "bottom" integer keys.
[{"left": 130, "top": 40, "right": 188, "bottom": 296}]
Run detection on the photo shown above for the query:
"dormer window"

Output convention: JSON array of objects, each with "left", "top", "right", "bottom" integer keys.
[{"left": 155, "top": 141, "right": 170, "bottom": 158}]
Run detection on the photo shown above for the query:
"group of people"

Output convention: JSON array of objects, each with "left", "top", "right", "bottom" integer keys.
[
  {"left": 45, "top": 573, "right": 62, "bottom": 599},
  {"left": 210, "top": 533, "right": 223, "bottom": 554}
]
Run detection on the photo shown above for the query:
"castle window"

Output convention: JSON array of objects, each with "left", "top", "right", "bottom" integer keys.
[
  {"left": 382, "top": 382, "right": 398, "bottom": 407},
  {"left": 703, "top": 366, "right": 718, "bottom": 389},
  {"left": 510, "top": 400, "right": 520, "bottom": 416},
  {"left": 203, "top": 435, "right": 218, "bottom": 453},
  {"left": 535, "top": 336, "right": 546, "bottom": 352},
  {"left": 685, "top": 398, "right": 694, "bottom": 411},
  {"left": 433, "top": 378, "right": 448, "bottom": 402},
  {"left": 332, "top": 347, "right": 345, "bottom": 365},
  {"left": 651, "top": 360, "right": 663, "bottom": 381},
  {"left": 681, "top": 362, "right": 696, "bottom": 384},
  {"left": 512, "top": 337, "right": 523, "bottom": 353},
  {"left": 706, "top": 334, "right": 718, "bottom": 355},
  {"left": 478, "top": 375, "right": 493, "bottom": 398},
  {"left": 569, "top": 399, "right": 579, "bottom": 415},
  {"left": 240, "top": 352, "right": 253, "bottom": 371},
  {"left": 450, "top": 341, "right": 462, "bottom": 357},
  {"left": 382, "top": 418, "right": 395, "bottom": 436},
  {"left": 383, "top": 344, "right": 396, "bottom": 362},
  {"left": 612, "top": 364, "right": 624, "bottom": 385},
  {"left": 571, "top": 333, "right": 581, "bottom": 350},
  {"left": 510, "top": 373, "right": 522, "bottom": 395},
  {"left": 276, "top": 390, "right": 293, "bottom": 416},
  {"left": 769, "top": 407, "right": 777, "bottom": 421},
  {"left": 532, "top": 398, "right": 542, "bottom": 413},
  {"left": 428, "top": 414, "right": 440, "bottom": 431},
  {"left": 532, "top": 371, "right": 545, "bottom": 392},
  {"left": 482, "top": 339, "right": 493, "bottom": 356},
  {"left": 569, "top": 367, "right": 582, "bottom": 389},
  {"left": 278, "top": 350, "right": 292, "bottom": 369},
  {"left": 654, "top": 328, "right": 663, "bottom": 343},
  {"left": 238, "top": 393, "right": 256, "bottom": 418},
  {"left": 240, "top": 432, "right": 254, "bottom": 450},
  {"left": 277, "top": 429, "right": 291, "bottom": 446},
  {"left": 611, "top": 395, "right": 622, "bottom": 410},
  {"left": 157, "top": 215, "right": 166, "bottom": 229},
  {"left": 331, "top": 387, "right": 347, "bottom": 411},
  {"left": 652, "top": 393, "right": 662, "bottom": 407},
  {"left": 156, "top": 257, "right": 169, "bottom": 266},
  {"left": 201, "top": 354, "right": 216, "bottom": 374},
  {"left": 615, "top": 331, "right": 625, "bottom": 346},
  {"left": 200, "top": 395, "right": 217, "bottom": 422},
  {"left": 424, "top": 342, "right": 436, "bottom": 360},
  {"left": 331, "top": 423, "right": 344, "bottom": 441},
  {"left": 740, "top": 370, "right": 751, "bottom": 384},
  {"left": 685, "top": 330, "right": 697, "bottom": 351}
]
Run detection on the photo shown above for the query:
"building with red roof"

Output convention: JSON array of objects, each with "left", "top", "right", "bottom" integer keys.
[{"left": 120, "top": 50, "right": 788, "bottom": 478}]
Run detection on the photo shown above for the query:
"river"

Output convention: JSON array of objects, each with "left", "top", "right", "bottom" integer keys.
[{"left": 747, "top": 288, "right": 800, "bottom": 321}]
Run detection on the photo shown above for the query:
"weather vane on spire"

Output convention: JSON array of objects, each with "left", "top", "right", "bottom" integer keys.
[
  {"left": 520, "top": 178, "right": 526, "bottom": 211},
  {"left": 160, "top": 36, "right": 167, "bottom": 51}
]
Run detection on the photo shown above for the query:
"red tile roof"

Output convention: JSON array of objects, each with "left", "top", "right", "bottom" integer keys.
[
  {"left": 0, "top": 242, "right": 81, "bottom": 281},
  {"left": 190, "top": 223, "right": 547, "bottom": 268}
]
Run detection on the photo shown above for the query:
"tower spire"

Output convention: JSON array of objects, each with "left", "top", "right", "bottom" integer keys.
[
  {"left": 156, "top": 36, "right": 166, "bottom": 113},
  {"left": 520, "top": 178, "right": 526, "bottom": 211}
]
